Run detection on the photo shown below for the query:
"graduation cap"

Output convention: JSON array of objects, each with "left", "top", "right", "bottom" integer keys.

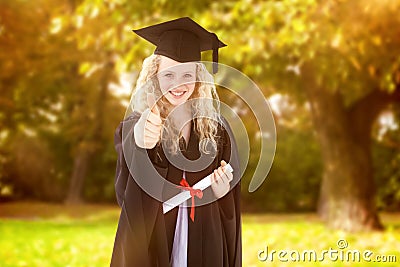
[{"left": 133, "top": 17, "right": 226, "bottom": 74}]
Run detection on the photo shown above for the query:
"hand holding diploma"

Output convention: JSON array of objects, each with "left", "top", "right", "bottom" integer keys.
[
  {"left": 211, "top": 160, "right": 234, "bottom": 199},
  {"left": 163, "top": 162, "right": 234, "bottom": 215}
]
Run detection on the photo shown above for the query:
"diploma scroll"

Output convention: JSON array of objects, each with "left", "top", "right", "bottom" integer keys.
[{"left": 162, "top": 163, "right": 233, "bottom": 214}]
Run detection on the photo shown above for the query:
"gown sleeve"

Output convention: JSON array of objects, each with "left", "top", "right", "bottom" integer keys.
[
  {"left": 114, "top": 120, "right": 130, "bottom": 207},
  {"left": 113, "top": 112, "right": 143, "bottom": 207},
  {"left": 217, "top": 116, "right": 242, "bottom": 267},
  {"left": 111, "top": 112, "right": 170, "bottom": 267}
]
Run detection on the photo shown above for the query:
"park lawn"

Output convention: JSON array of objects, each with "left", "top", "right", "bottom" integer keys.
[{"left": 0, "top": 202, "right": 399, "bottom": 267}]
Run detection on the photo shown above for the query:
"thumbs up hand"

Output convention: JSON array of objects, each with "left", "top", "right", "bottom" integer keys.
[{"left": 134, "top": 94, "right": 163, "bottom": 149}]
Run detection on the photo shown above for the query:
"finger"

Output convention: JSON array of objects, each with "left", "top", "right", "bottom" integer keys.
[
  {"left": 144, "top": 129, "right": 161, "bottom": 139},
  {"left": 214, "top": 170, "right": 222, "bottom": 184},
  {"left": 211, "top": 172, "right": 217, "bottom": 184},
  {"left": 144, "top": 140, "right": 158, "bottom": 147},
  {"left": 144, "top": 127, "right": 160, "bottom": 137},
  {"left": 151, "top": 103, "right": 160, "bottom": 116},
  {"left": 226, "top": 172, "right": 233, "bottom": 182},
  {"left": 144, "top": 140, "right": 157, "bottom": 147},
  {"left": 217, "top": 168, "right": 227, "bottom": 184},
  {"left": 145, "top": 121, "right": 161, "bottom": 134},
  {"left": 144, "top": 123, "right": 160, "bottom": 134},
  {"left": 211, "top": 172, "right": 218, "bottom": 184},
  {"left": 221, "top": 167, "right": 232, "bottom": 184},
  {"left": 221, "top": 163, "right": 231, "bottom": 175},
  {"left": 143, "top": 134, "right": 158, "bottom": 142},
  {"left": 146, "top": 93, "right": 156, "bottom": 110},
  {"left": 215, "top": 169, "right": 226, "bottom": 184},
  {"left": 144, "top": 141, "right": 157, "bottom": 147},
  {"left": 147, "top": 94, "right": 160, "bottom": 116},
  {"left": 147, "top": 111, "right": 162, "bottom": 125},
  {"left": 220, "top": 160, "right": 227, "bottom": 167}
]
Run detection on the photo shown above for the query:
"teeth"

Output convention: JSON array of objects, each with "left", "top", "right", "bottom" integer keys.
[{"left": 170, "top": 91, "right": 185, "bottom": 96}]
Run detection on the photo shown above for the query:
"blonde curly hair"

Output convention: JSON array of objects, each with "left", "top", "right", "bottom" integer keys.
[{"left": 129, "top": 54, "right": 222, "bottom": 155}]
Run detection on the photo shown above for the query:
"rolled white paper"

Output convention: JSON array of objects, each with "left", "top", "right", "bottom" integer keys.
[{"left": 163, "top": 163, "right": 233, "bottom": 214}]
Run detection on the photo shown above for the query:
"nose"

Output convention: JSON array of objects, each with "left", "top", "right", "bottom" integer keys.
[{"left": 170, "top": 80, "right": 189, "bottom": 91}]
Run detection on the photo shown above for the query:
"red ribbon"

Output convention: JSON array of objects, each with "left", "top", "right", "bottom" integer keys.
[{"left": 177, "top": 178, "right": 203, "bottom": 222}]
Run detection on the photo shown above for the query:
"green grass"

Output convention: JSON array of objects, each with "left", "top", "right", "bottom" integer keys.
[{"left": 0, "top": 202, "right": 399, "bottom": 267}]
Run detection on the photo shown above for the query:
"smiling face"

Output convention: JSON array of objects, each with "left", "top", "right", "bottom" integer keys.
[{"left": 157, "top": 55, "right": 197, "bottom": 107}]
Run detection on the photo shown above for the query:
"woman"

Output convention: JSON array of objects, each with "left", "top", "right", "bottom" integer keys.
[{"left": 110, "top": 17, "right": 241, "bottom": 267}]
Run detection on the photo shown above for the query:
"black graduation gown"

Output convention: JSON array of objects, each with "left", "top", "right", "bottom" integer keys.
[{"left": 110, "top": 111, "right": 242, "bottom": 267}]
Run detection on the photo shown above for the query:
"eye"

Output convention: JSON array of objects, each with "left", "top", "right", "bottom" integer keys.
[
  {"left": 183, "top": 73, "right": 193, "bottom": 79},
  {"left": 164, "top": 73, "right": 174, "bottom": 78}
]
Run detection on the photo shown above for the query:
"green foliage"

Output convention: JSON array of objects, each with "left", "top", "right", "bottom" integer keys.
[
  {"left": 373, "top": 105, "right": 400, "bottom": 211},
  {"left": 242, "top": 98, "right": 322, "bottom": 212},
  {"left": 374, "top": 145, "right": 400, "bottom": 211},
  {"left": 208, "top": 0, "right": 400, "bottom": 104}
]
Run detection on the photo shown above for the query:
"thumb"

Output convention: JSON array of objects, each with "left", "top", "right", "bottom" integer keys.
[
  {"left": 147, "top": 94, "right": 160, "bottom": 116},
  {"left": 152, "top": 103, "right": 160, "bottom": 116}
]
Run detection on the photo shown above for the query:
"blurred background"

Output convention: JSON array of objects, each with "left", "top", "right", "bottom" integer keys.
[{"left": 0, "top": 0, "right": 400, "bottom": 266}]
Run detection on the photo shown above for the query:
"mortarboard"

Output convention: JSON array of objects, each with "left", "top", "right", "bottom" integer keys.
[{"left": 133, "top": 17, "right": 226, "bottom": 74}]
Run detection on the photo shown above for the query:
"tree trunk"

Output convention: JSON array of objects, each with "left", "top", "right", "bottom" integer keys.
[
  {"left": 313, "top": 97, "right": 382, "bottom": 231},
  {"left": 64, "top": 58, "right": 113, "bottom": 204},
  {"left": 310, "top": 90, "right": 383, "bottom": 231},
  {"left": 302, "top": 64, "right": 388, "bottom": 231},
  {"left": 65, "top": 150, "right": 89, "bottom": 204}
]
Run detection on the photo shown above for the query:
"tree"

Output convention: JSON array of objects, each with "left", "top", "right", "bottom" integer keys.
[{"left": 209, "top": 0, "right": 400, "bottom": 231}]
